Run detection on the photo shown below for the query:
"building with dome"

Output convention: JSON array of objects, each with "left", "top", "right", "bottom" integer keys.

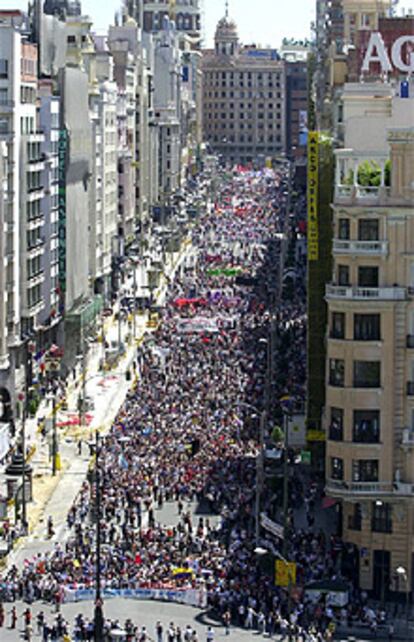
[{"left": 201, "top": 11, "right": 286, "bottom": 166}]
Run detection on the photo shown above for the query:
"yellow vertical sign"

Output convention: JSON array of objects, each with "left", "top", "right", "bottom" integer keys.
[
  {"left": 307, "top": 131, "right": 319, "bottom": 261},
  {"left": 275, "top": 560, "right": 297, "bottom": 587}
]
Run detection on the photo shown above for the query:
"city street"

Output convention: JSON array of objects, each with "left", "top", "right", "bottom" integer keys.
[
  {"left": 2, "top": 232, "right": 196, "bottom": 571},
  {"left": 0, "top": 165, "right": 411, "bottom": 642},
  {"left": 0, "top": 599, "right": 379, "bottom": 641}
]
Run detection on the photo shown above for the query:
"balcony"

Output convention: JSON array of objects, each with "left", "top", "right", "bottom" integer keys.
[
  {"left": 401, "top": 429, "right": 414, "bottom": 448},
  {"left": 326, "top": 285, "right": 406, "bottom": 301},
  {"left": 407, "top": 382, "right": 414, "bottom": 396},
  {"left": 326, "top": 479, "right": 414, "bottom": 498},
  {"left": 334, "top": 150, "right": 390, "bottom": 206},
  {"left": 333, "top": 239, "right": 388, "bottom": 256}
]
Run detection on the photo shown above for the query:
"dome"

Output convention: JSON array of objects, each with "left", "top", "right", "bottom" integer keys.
[{"left": 215, "top": 15, "right": 238, "bottom": 40}]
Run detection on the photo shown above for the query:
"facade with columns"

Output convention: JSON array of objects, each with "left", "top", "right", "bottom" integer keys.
[{"left": 324, "top": 80, "right": 414, "bottom": 595}]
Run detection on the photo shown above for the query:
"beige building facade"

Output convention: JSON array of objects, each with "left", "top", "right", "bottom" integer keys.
[
  {"left": 325, "top": 80, "right": 414, "bottom": 596},
  {"left": 201, "top": 15, "right": 285, "bottom": 166}
]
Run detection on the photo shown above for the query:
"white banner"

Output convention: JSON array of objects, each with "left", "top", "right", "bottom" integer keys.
[{"left": 63, "top": 586, "right": 207, "bottom": 608}]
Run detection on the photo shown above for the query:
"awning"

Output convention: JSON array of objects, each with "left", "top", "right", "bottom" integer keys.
[{"left": 322, "top": 496, "right": 337, "bottom": 509}]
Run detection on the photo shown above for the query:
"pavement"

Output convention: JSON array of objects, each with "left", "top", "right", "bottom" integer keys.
[
  {"left": 0, "top": 599, "right": 385, "bottom": 641},
  {"left": 1, "top": 232, "right": 195, "bottom": 571}
]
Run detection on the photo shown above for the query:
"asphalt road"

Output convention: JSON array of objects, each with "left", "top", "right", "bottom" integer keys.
[{"left": 0, "top": 598, "right": 375, "bottom": 641}]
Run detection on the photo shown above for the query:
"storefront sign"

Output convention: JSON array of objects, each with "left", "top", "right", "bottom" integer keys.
[
  {"left": 58, "top": 129, "right": 67, "bottom": 295},
  {"left": 362, "top": 32, "right": 414, "bottom": 74},
  {"left": 307, "top": 131, "right": 319, "bottom": 261}
]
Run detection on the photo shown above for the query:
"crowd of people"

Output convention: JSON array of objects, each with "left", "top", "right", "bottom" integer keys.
[{"left": 0, "top": 165, "right": 363, "bottom": 640}]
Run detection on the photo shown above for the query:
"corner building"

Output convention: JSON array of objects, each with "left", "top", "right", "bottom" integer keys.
[
  {"left": 325, "top": 80, "right": 414, "bottom": 597},
  {"left": 202, "top": 14, "right": 285, "bottom": 166}
]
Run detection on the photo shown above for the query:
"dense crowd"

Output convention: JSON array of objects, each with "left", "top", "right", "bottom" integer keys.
[{"left": 0, "top": 166, "right": 360, "bottom": 640}]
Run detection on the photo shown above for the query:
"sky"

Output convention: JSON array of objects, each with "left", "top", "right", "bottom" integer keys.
[{"left": 0, "top": 0, "right": 314, "bottom": 46}]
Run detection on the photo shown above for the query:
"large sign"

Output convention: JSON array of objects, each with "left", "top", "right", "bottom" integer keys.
[
  {"left": 63, "top": 586, "right": 207, "bottom": 608},
  {"left": 58, "top": 129, "right": 67, "bottom": 296},
  {"left": 260, "top": 512, "right": 284, "bottom": 540},
  {"left": 307, "top": 131, "right": 319, "bottom": 261},
  {"left": 275, "top": 560, "right": 297, "bottom": 587},
  {"left": 362, "top": 32, "right": 414, "bottom": 74}
]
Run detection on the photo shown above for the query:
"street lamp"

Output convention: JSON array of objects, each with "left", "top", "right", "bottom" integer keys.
[
  {"left": 375, "top": 499, "right": 387, "bottom": 606},
  {"left": 396, "top": 566, "right": 410, "bottom": 633},
  {"left": 238, "top": 401, "right": 266, "bottom": 546}
]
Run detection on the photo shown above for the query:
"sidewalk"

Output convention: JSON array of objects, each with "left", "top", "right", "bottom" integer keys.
[{"left": 1, "top": 233, "right": 194, "bottom": 569}]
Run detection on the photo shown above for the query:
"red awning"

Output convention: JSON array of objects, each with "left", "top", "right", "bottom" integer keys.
[{"left": 322, "top": 497, "right": 337, "bottom": 509}]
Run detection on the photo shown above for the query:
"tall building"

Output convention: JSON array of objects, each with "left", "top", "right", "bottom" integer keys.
[
  {"left": 108, "top": 19, "right": 138, "bottom": 246},
  {"left": 0, "top": 141, "right": 8, "bottom": 385},
  {"left": 125, "top": 0, "right": 201, "bottom": 44},
  {"left": 201, "top": 12, "right": 286, "bottom": 166},
  {"left": 313, "top": 0, "right": 393, "bottom": 129},
  {"left": 43, "top": 0, "right": 81, "bottom": 18},
  {"left": 0, "top": 17, "right": 44, "bottom": 407},
  {"left": 38, "top": 88, "right": 61, "bottom": 344},
  {"left": 281, "top": 42, "right": 309, "bottom": 162},
  {"left": 153, "top": 20, "right": 182, "bottom": 200},
  {"left": 324, "top": 79, "right": 414, "bottom": 596}
]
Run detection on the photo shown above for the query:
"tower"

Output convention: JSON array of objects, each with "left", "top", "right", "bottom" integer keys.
[{"left": 214, "top": 4, "right": 239, "bottom": 57}]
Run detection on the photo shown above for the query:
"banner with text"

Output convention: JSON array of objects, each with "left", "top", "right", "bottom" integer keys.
[
  {"left": 62, "top": 586, "right": 207, "bottom": 608},
  {"left": 307, "top": 131, "right": 319, "bottom": 261}
]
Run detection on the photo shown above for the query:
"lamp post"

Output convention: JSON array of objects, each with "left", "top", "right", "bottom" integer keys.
[
  {"left": 237, "top": 401, "right": 266, "bottom": 546},
  {"left": 17, "top": 391, "right": 27, "bottom": 534},
  {"left": 375, "top": 499, "right": 386, "bottom": 606},
  {"left": 396, "top": 566, "right": 410, "bottom": 634},
  {"left": 51, "top": 388, "right": 58, "bottom": 476},
  {"left": 94, "top": 429, "right": 104, "bottom": 641}
]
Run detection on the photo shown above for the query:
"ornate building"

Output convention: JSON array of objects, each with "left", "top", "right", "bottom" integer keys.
[{"left": 202, "top": 12, "right": 286, "bottom": 166}]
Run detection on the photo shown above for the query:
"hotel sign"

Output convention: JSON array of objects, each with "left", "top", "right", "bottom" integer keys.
[
  {"left": 307, "top": 131, "right": 319, "bottom": 262},
  {"left": 362, "top": 32, "right": 414, "bottom": 74}
]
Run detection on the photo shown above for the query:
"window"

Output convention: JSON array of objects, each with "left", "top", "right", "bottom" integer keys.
[
  {"left": 338, "top": 265, "right": 350, "bottom": 286},
  {"left": 354, "top": 314, "right": 380, "bottom": 340},
  {"left": 353, "top": 410, "right": 380, "bottom": 443},
  {"left": 329, "top": 359, "right": 345, "bottom": 387},
  {"left": 331, "top": 312, "right": 345, "bottom": 339},
  {"left": 371, "top": 502, "right": 392, "bottom": 533},
  {"left": 353, "top": 361, "right": 380, "bottom": 388},
  {"left": 0, "top": 88, "right": 8, "bottom": 105},
  {"left": 338, "top": 218, "right": 350, "bottom": 240},
  {"left": 358, "top": 219, "right": 379, "bottom": 241},
  {"left": 331, "top": 457, "right": 343, "bottom": 480},
  {"left": 348, "top": 503, "right": 362, "bottom": 531},
  {"left": 358, "top": 266, "right": 378, "bottom": 287},
  {"left": 352, "top": 459, "right": 378, "bottom": 482},
  {"left": 360, "top": 13, "right": 372, "bottom": 28},
  {"left": 67, "top": 35, "right": 76, "bottom": 43},
  {"left": 329, "top": 407, "right": 343, "bottom": 441},
  {"left": 0, "top": 59, "right": 8, "bottom": 79}
]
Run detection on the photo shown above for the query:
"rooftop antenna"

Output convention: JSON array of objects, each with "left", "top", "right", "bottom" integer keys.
[{"left": 225, "top": 0, "right": 229, "bottom": 19}]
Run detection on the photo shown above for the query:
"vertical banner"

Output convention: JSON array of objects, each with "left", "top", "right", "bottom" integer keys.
[{"left": 307, "top": 132, "right": 319, "bottom": 261}]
